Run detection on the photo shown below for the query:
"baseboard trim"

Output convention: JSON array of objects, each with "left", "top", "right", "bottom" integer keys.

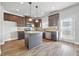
[
  {"left": 0, "top": 42, "right": 5, "bottom": 45},
  {"left": 60, "top": 40, "right": 79, "bottom": 45},
  {"left": 74, "top": 42, "right": 79, "bottom": 45},
  {"left": 0, "top": 38, "right": 18, "bottom": 45},
  {"left": 5, "top": 38, "right": 18, "bottom": 42}
]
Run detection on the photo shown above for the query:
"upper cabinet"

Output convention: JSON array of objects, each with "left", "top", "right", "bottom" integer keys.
[
  {"left": 16, "top": 16, "right": 25, "bottom": 26},
  {"left": 4, "top": 13, "right": 14, "bottom": 21},
  {"left": 49, "top": 14, "right": 59, "bottom": 26},
  {"left": 4, "top": 13, "right": 25, "bottom": 27},
  {"left": 4, "top": 13, "right": 42, "bottom": 27}
]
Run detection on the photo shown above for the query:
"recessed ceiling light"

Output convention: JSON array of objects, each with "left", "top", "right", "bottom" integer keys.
[
  {"left": 16, "top": 9, "right": 20, "bottom": 12},
  {"left": 41, "top": 12, "right": 44, "bottom": 15},
  {"left": 52, "top": 7, "right": 55, "bottom": 10},
  {"left": 20, "top": 2, "right": 24, "bottom": 4}
]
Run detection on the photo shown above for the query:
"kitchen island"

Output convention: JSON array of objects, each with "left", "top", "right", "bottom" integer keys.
[{"left": 25, "top": 31, "right": 43, "bottom": 49}]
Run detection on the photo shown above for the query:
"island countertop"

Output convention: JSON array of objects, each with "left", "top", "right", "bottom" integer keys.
[{"left": 25, "top": 31, "right": 43, "bottom": 34}]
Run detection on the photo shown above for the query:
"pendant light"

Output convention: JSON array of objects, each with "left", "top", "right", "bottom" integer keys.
[
  {"left": 35, "top": 5, "right": 39, "bottom": 23},
  {"left": 28, "top": 2, "right": 32, "bottom": 22}
]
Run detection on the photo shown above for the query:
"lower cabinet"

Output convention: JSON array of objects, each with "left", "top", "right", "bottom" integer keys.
[
  {"left": 43, "top": 32, "right": 46, "bottom": 39},
  {"left": 51, "top": 32, "right": 57, "bottom": 41},
  {"left": 45, "top": 32, "right": 51, "bottom": 39},
  {"left": 45, "top": 31, "right": 57, "bottom": 41},
  {"left": 18, "top": 31, "right": 25, "bottom": 40}
]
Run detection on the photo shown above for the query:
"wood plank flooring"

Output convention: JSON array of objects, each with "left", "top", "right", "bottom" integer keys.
[
  {"left": 1, "top": 39, "right": 79, "bottom": 56},
  {"left": 0, "top": 45, "right": 1, "bottom": 56}
]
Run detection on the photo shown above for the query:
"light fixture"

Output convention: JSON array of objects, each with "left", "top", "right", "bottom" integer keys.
[
  {"left": 29, "top": 18, "right": 32, "bottom": 21},
  {"left": 20, "top": 2, "right": 24, "bottom": 4},
  {"left": 35, "top": 6, "right": 38, "bottom": 17},
  {"left": 28, "top": 2, "right": 32, "bottom": 22},
  {"left": 35, "top": 20, "right": 39, "bottom": 23},
  {"left": 35, "top": 5, "right": 39, "bottom": 23}
]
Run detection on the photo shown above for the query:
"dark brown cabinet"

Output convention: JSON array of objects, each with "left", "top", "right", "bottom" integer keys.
[
  {"left": 51, "top": 32, "right": 57, "bottom": 41},
  {"left": 4, "top": 13, "right": 42, "bottom": 27},
  {"left": 16, "top": 16, "right": 25, "bottom": 26},
  {"left": 18, "top": 31, "right": 25, "bottom": 40},
  {"left": 24, "top": 16, "right": 31, "bottom": 26},
  {"left": 4, "top": 13, "right": 25, "bottom": 27},
  {"left": 49, "top": 14, "right": 59, "bottom": 26},
  {"left": 4, "top": 13, "right": 15, "bottom": 21}
]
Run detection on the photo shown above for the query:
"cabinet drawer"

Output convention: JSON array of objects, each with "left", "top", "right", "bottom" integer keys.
[{"left": 18, "top": 31, "right": 25, "bottom": 40}]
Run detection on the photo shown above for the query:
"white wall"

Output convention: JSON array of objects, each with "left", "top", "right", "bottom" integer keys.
[
  {"left": 4, "top": 10, "right": 23, "bottom": 17},
  {"left": 0, "top": 3, "right": 4, "bottom": 44},
  {"left": 59, "top": 4, "right": 79, "bottom": 44},
  {"left": 41, "top": 16, "right": 48, "bottom": 28},
  {"left": 3, "top": 21, "right": 18, "bottom": 41},
  {"left": 0, "top": 3, "right": 18, "bottom": 45}
]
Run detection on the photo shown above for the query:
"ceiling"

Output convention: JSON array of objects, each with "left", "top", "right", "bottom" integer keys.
[{"left": 1, "top": 2, "right": 78, "bottom": 17}]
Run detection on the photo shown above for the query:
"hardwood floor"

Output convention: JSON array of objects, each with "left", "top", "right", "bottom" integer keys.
[{"left": 1, "top": 39, "right": 79, "bottom": 56}]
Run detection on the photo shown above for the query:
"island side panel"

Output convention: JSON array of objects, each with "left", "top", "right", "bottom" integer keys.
[{"left": 28, "top": 33, "right": 43, "bottom": 49}]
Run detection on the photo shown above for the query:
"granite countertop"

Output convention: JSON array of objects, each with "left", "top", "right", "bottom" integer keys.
[
  {"left": 17, "top": 30, "right": 24, "bottom": 32},
  {"left": 25, "top": 31, "right": 43, "bottom": 34},
  {"left": 45, "top": 30, "right": 57, "bottom": 32}
]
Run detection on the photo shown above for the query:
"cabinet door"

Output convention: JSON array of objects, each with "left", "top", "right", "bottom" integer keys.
[
  {"left": 11, "top": 15, "right": 17, "bottom": 21},
  {"left": 20, "top": 17, "right": 25, "bottom": 26},
  {"left": 51, "top": 32, "right": 57, "bottom": 41},
  {"left": 17, "top": 17, "right": 25, "bottom": 26},
  {"left": 4, "top": 13, "right": 25, "bottom": 26},
  {"left": 4, "top": 13, "right": 13, "bottom": 21},
  {"left": 18, "top": 31, "right": 25, "bottom": 40},
  {"left": 4, "top": 13, "right": 9, "bottom": 20},
  {"left": 49, "top": 14, "right": 59, "bottom": 26},
  {"left": 16, "top": 16, "right": 21, "bottom": 26},
  {"left": 45, "top": 32, "right": 51, "bottom": 39},
  {"left": 49, "top": 16, "right": 54, "bottom": 26}
]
